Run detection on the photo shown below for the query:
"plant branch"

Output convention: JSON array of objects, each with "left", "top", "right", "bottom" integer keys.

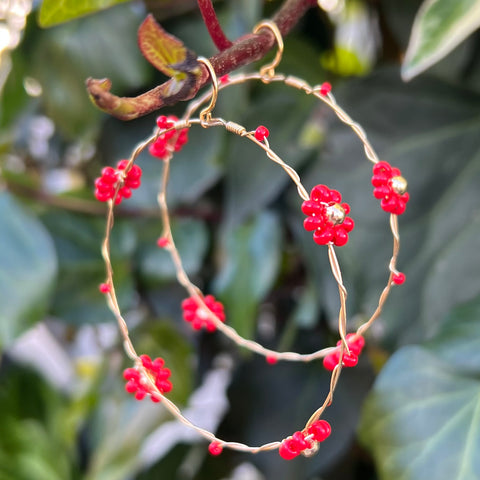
[
  {"left": 198, "top": 0, "right": 232, "bottom": 51},
  {"left": 87, "top": 0, "right": 317, "bottom": 120},
  {"left": 5, "top": 179, "right": 219, "bottom": 221}
]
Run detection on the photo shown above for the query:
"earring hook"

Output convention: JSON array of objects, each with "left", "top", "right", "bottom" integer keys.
[
  {"left": 253, "top": 20, "right": 284, "bottom": 79},
  {"left": 197, "top": 57, "right": 219, "bottom": 125}
]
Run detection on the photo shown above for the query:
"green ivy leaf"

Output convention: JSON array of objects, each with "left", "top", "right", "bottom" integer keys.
[
  {"left": 38, "top": 0, "right": 131, "bottom": 27},
  {"left": 0, "top": 50, "right": 30, "bottom": 129},
  {"left": 0, "top": 193, "right": 57, "bottom": 349},
  {"left": 425, "top": 296, "right": 480, "bottom": 374},
  {"left": 421, "top": 216, "right": 480, "bottom": 338},
  {"left": 31, "top": 4, "right": 150, "bottom": 137},
  {"left": 402, "top": 0, "right": 480, "bottom": 80},
  {"left": 41, "top": 211, "right": 136, "bottom": 325},
  {"left": 359, "top": 345, "right": 480, "bottom": 480},
  {"left": 137, "top": 14, "right": 198, "bottom": 79},
  {"left": 213, "top": 211, "right": 282, "bottom": 339},
  {"left": 0, "top": 364, "right": 76, "bottom": 479}
]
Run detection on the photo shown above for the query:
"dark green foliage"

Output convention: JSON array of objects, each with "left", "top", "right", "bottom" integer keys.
[{"left": 1, "top": 0, "right": 480, "bottom": 479}]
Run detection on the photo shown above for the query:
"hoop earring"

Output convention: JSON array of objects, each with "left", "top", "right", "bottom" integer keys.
[{"left": 96, "top": 24, "right": 409, "bottom": 459}]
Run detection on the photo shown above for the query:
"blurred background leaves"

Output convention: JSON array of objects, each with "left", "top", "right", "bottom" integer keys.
[{"left": 1, "top": 0, "right": 480, "bottom": 479}]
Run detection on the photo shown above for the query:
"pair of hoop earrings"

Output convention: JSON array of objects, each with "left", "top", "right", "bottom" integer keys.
[{"left": 97, "top": 20, "right": 409, "bottom": 459}]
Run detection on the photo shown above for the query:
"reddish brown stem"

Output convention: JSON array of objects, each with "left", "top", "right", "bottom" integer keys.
[
  {"left": 198, "top": 0, "right": 232, "bottom": 51},
  {"left": 87, "top": 0, "right": 317, "bottom": 120},
  {"left": 210, "top": 0, "right": 316, "bottom": 75}
]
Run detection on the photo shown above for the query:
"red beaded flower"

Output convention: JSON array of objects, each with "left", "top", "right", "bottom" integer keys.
[
  {"left": 94, "top": 160, "right": 142, "bottom": 205},
  {"left": 372, "top": 161, "right": 409, "bottom": 215},
  {"left": 181, "top": 295, "right": 226, "bottom": 332},
  {"left": 323, "top": 333, "right": 365, "bottom": 372},
  {"left": 149, "top": 115, "right": 189, "bottom": 160},
  {"left": 279, "top": 420, "right": 331, "bottom": 460},
  {"left": 302, "top": 185, "right": 354, "bottom": 247},
  {"left": 123, "top": 354, "right": 172, "bottom": 402}
]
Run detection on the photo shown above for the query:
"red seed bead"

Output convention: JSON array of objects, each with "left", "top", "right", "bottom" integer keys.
[
  {"left": 127, "top": 164, "right": 142, "bottom": 180},
  {"left": 301, "top": 200, "right": 324, "bottom": 216},
  {"left": 279, "top": 438, "right": 301, "bottom": 460},
  {"left": 372, "top": 174, "right": 389, "bottom": 187},
  {"left": 116, "top": 159, "right": 129, "bottom": 170},
  {"left": 163, "top": 129, "right": 176, "bottom": 141},
  {"left": 99, "top": 283, "right": 111, "bottom": 293},
  {"left": 342, "top": 217, "right": 355, "bottom": 232},
  {"left": 135, "top": 390, "right": 147, "bottom": 400},
  {"left": 177, "top": 129, "right": 188, "bottom": 144},
  {"left": 373, "top": 185, "right": 391, "bottom": 199},
  {"left": 311, "top": 184, "right": 331, "bottom": 202},
  {"left": 392, "top": 272, "right": 406, "bottom": 285},
  {"left": 345, "top": 333, "right": 365, "bottom": 355},
  {"left": 254, "top": 125, "right": 269, "bottom": 141},
  {"left": 125, "top": 380, "right": 138, "bottom": 393},
  {"left": 219, "top": 74, "right": 229, "bottom": 84},
  {"left": 373, "top": 161, "right": 392, "bottom": 175},
  {"left": 119, "top": 186, "right": 132, "bottom": 199},
  {"left": 123, "top": 367, "right": 140, "bottom": 381},
  {"left": 95, "top": 176, "right": 113, "bottom": 189},
  {"left": 124, "top": 178, "right": 141, "bottom": 189},
  {"left": 291, "top": 431, "right": 310, "bottom": 451},
  {"left": 333, "top": 228, "right": 349, "bottom": 247},
  {"left": 140, "top": 354, "right": 153, "bottom": 369},
  {"left": 95, "top": 189, "right": 113, "bottom": 202},
  {"left": 156, "top": 115, "right": 170, "bottom": 129},
  {"left": 149, "top": 138, "right": 168, "bottom": 159},
  {"left": 323, "top": 351, "right": 340, "bottom": 371},
  {"left": 342, "top": 351, "right": 359, "bottom": 367},
  {"left": 313, "top": 227, "right": 334, "bottom": 245},
  {"left": 157, "top": 236, "right": 169, "bottom": 248},
  {"left": 329, "top": 189, "right": 341, "bottom": 203},
  {"left": 304, "top": 216, "right": 324, "bottom": 231},
  {"left": 208, "top": 441, "right": 223, "bottom": 456},
  {"left": 319, "top": 82, "right": 331, "bottom": 96},
  {"left": 101, "top": 166, "right": 118, "bottom": 183},
  {"left": 307, "top": 420, "right": 331, "bottom": 442},
  {"left": 266, "top": 355, "right": 278, "bottom": 365},
  {"left": 150, "top": 393, "right": 162, "bottom": 403}
]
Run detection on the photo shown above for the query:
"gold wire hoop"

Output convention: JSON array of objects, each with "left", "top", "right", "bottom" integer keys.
[
  {"left": 100, "top": 117, "right": 345, "bottom": 454},
  {"left": 253, "top": 20, "right": 284, "bottom": 79},
  {"left": 197, "top": 56, "right": 219, "bottom": 124},
  {"left": 99, "top": 48, "right": 407, "bottom": 457}
]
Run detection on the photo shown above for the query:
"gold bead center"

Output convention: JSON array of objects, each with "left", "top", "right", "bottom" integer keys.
[
  {"left": 390, "top": 176, "right": 408, "bottom": 195},
  {"left": 326, "top": 203, "right": 345, "bottom": 225}
]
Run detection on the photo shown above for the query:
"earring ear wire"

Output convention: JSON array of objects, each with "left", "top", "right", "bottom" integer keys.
[
  {"left": 197, "top": 56, "right": 219, "bottom": 125},
  {"left": 253, "top": 20, "right": 284, "bottom": 80}
]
